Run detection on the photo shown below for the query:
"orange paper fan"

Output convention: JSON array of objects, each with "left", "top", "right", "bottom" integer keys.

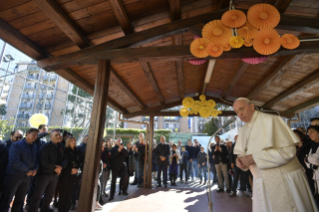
[
  {"left": 222, "top": 10, "right": 246, "bottom": 28},
  {"left": 223, "top": 43, "right": 231, "bottom": 51},
  {"left": 237, "top": 22, "right": 258, "bottom": 40},
  {"left": 244, "top": 39, "right": 253, "bottom": 47},
  {"left": 202, "top": 20, "right": 232, "bottom": 45},
  {"left": 190, "top": 38, "right": 211, "bottom": 58},
  {"left": 281, "top": 34, "right": 300, "bottom": 50},
  {"left": 247, "top": 4, "right": 280, "bottom": 29},
  {"left": 207, "top": 42, "right": 223, "bottom": 57},
  {"left": 253, "top": 28, "right": 281, "bottom": 55}
]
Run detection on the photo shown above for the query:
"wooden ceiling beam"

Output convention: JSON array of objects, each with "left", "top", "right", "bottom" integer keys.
[
  {"left": 109, "top": 0, "right": 134, "bottom": 35},
  {"left": 54, "top": 68, "right": 127, "bottom": 114},
  {"left": 0, "top": 18, "right": 48, "bottom": 60},
  {"left": 38, "top": 39, "right": 319, "bottom": 71},
  {"left": 139, "top": 62, "right": 165, "bottom": 105},
  {"left": 218, "top": 0, "right": 230, "bottom": 9},
  {"left": 274, "top": 0, "right": 293, "bottom": 13},
  {"left": 111, "top": 67, "right": 146, "bottom": 109},
  {"left": 247, "top": 53, "right": 306, "bottom": 99},
  {"left": 221, "top": 61, "right": 249, "bottom": 99},
  {"left": 263, "top": 68, "right": 319, "bottom": 108},
  {"left": 286, "top": 96, "right": 319, "bottom": 113},
  {"left": 169, "top": 0, "right": 181, "bottom": 21},
  {"left": 124, "top": 110, "right": 237, "bottom": 118},
  {"left": 33, "top": 0, "right": 91, "bottom": 49},
  {"left": 174, "top": 35, "right": 184, "bottom": 99}
]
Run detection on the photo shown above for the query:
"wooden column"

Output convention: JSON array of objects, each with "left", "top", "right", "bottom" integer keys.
[
  {"left": 146, "top": 116, "right": 154, "bottom": 188},
  {"left": 78, "top": 60, "right": 111, "bottom": 212}
]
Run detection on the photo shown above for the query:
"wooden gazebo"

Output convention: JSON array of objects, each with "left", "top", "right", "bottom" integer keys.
[{"left": 1, "top": 0, "right": 319, "bottom": 211}]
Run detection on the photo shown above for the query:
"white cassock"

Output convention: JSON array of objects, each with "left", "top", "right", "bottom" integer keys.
[{"left": 234, "top": 110, "right": 318, "bottom": 212}]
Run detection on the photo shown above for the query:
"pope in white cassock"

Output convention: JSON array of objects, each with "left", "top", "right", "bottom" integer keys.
[{"left": 233, "top": 97, "right": 318, "bottom": 212}]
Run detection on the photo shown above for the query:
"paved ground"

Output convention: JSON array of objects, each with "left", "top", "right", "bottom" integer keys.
[{"left": 18, "top": 177, "right": 252, "bottom": 212}]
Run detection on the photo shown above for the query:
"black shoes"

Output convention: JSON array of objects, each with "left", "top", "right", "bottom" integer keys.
[
  {"left": 102, "top": 192, "right": 108, "bottom": 197},
  {"left": 70, "top": 204, "right": 76, "bottom": 210},
  {"left": 157, "top": 184, "right": 162, "bottom": 188},
  {"left": 226, "top": 188, "right": 231, "bottom": 193},
  {"left": 53, "top": 201, "right": 58, "bottom": 208},
  {"left": 164, "top": 184, "right": 167, "bottom": 188},
  {"left": 99, "top": 198, "right": 106, "bottom": 205},
  {"left": 199, "top": 180, "right": 202, "bottom": 184},
  {"left": 122, "top": 191, "right": 129, "bottom": 196},
  {"left": 216, "top": 188, "right": 224, "bottom": 192},
  {"left": 229, "top": 191, "right": 236, "bottom": 197},
  {"left": 109, "top": 196, "right": 114, "bottom": 201},
  {"left": 130, "top": 181, "right": 137, "bottom": 185},
  {"left": 118, "top": 190, "right": 122, "bottom": 195},
  {"left": 203, "top": 181, "right": 206, "bottom": 185}
]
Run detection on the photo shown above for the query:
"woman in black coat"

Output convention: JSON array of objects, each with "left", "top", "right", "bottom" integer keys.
[
  {"left": 58, "top": 137, "right": 81, "bottom": 212},
  {"left": 294, "top": 129, "right": 314, "bottom": 193}
]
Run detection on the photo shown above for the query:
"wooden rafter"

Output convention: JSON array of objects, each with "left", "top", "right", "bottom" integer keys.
[
  {"left": 174, "top": 35, "right": 184, "bottom": 99},
  {"left": 247, "top": 53, "right": 306, "bottom": 99},
  {"left": 109, "top": 0, "right": 134, "bottom": 35},
  {"left": 124, "top": 110, "right": 237, "bottom": 117},
  {"left": 286, "top": 96, "right": 319, "bottom": 113},
  {"left": 221, "top": 61, "right": 249, "bottom": 99},
  {"left": 33, "top": 0, "right": 91, "bottom": 48},
  {"left": 110, "top": 67, "right": 146, "bottom": 109},
  {"left": 139, "top": 62, "right": 165, "bottom": 105},
  {"left": 0, "top": 18, "right": 48, "bottom": 60},
  {"left": 218, "top": 0, "right": 230, "bottom": 9},
  {"left": 169, "top": 0, "right": 181, "bottom": 21},
  {"left": 263, "top": 68, "right": 319, "bottom": 108},
  {"left": 274, "top": 0, "right": 293, "bottom": 13},
  {"left": 38, "top": 39, "right": 319, "bottom": 71}
]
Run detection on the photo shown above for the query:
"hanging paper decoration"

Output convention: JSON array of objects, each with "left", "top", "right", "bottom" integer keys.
[
  {"left": 179, "top": 95, "right": 222, "bottom": 118},
  {"left": 223, "top": 43, "right": 232, "bottom": 51},
  {"left": 281, "top": 34, "right": 300, "bottom": 50},
  {"left": 237, "top": 22, "right": 258, "bottom": 40},
  {"left": 221, "top": 10, "right": 247, "bottom": 28},
  {"left": 229, "top": 36, "right": 244, "bottom": 48},
  {"left": 253, "top": 28, "right": 281, "bottom": 55},
  {"left": 202, "top": 20, "right": 232, "bottom": 45},
  {"left": 242, "top": 56, "right": 268, "bottom": 64},
  {"left": 29, "top": 113, "right": 48, "bottom": 128},
  {"left": 247, "top": 4, "right": 280, "bottom": 29},
  {"left": 207, "top": 42, "right": 224, "bottom": 57},
  {"left": 188, "top": 59, "right": 208, "bottom": 65},
  {"left": 190, "top": 38, "right": 211, "bottom": 58},
  {"left": 244, "top": 39, "right": 253, "bottom": 47}
]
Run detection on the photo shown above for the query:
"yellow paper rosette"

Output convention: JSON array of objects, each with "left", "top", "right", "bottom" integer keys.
[
  {"left": 29, "top": 113, "right": 48, "bottom": 128},
  {"left": 182, "top": 97, "right": 194, "bottom": 109},
  {"left": 206, "top": 99, "right": 216, "bottom": 108},
  {"left": 229, "top": 36, "right": 244, "bottom": 48},
  {"left": 179, "top": 108, "right": 189, "bottom": 117},
  {"left": 192, "top": 101, "right": 202, "bottom": 112},
  {"left": 199, "top": 106, "right": 211, "bottom": 118}
]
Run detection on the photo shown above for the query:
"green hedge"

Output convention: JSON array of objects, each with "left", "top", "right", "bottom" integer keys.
[{"left": 5, "top": 126, "right": 171, "bottom": 145}]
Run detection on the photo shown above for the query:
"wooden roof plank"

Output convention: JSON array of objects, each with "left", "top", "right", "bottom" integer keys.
[
  {"left": 221, "top": 61, "right": 249, "bottom": 99},
  {"left": 286, "top": 96, "right": 319, "bottom": 113},
  {"left": 263, "top": 68, "right": 319, "bottom": 108},
  {"left": 139, "top": 61, "right": 165, "bottom": 104},
  {"left": 274, "top": 0, "right": 293, "bottom": 13},
  {"left": 38, "top": 38, "right": 319, "bottom": 70},
  {"left": 33, "top": 0, "right": 91, "bottom": 48},
  {"left": 0, "top": 18, "right": 48, "bottom": 60},
  {"left": 247, "top": 53, "right": 306, "bottom": 99},
  {"left": 109, "top": 0, "right": 134, "bottom": 35},
  {"left": 111, "top": 67, "right": 146, "bottom": 109},
  {"left": 218, "top": 0, "right": 230, "bottom": 9},
  {"left": 176, "top": 60, "right": 185, "bottom": 99},
  {"left": 169, "top": 0, "right": 181, "bottom": 21}
]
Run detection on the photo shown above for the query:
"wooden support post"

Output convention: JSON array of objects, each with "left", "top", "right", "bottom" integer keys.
[
  {"left": 146, "top": 116, "right": 154, "bottom": 188},
  {"left": 78, "top": 60, "right": 111, "bottom": 212}
]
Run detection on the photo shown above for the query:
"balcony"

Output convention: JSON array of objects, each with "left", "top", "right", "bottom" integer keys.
[
  {"left": 27, "top": 75, "right": 39, "bottom": 80},
  {"left": 40, "top": 85, "right": 47, "bottom": 89},
  {"left": 43, "top": 75, "right": 57, "bottom": 81},
  {"left": 39, "top": 94, "right": 53, "bottom": 99},
  {"left": 36, "top": 104, "right": 43, "bottom": 109},
  {"left": 24, "top": 85, "right": 36, "bottom": 90},
  {"left": 22, "top": 94, "right": 34, "bottom": 99},
  {"left": 17, "top": 113, "right": 30, "bottom": 119},
  {"left": 164, "top": 116, "right": 179, "bottom": 121},
  {"left": 47, "top": 94, "right": 53, "bottom": 99},
  {"left": 45, "top": 104, "right": 51, "bottom": 109},
  {"left": 19, "top": 104, "right": 32, "bottom": 109},
  {"left": 27, "top": 65, "right": 40, "bottom": 72}
]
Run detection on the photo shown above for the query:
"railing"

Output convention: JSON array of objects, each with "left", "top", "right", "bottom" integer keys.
[
  {"left": 19, "top": 104, "right": 32, "bottom": 109},
  {"left": 27, "top": 75, "right": 38, "bottom": 80},
  {"left": 39, "top": 94, "right": 53, "bottom": 99},
  {"left": 27, "top": 66, "right": 40, "bottom": 71},
  {"left": 45, "top": 104, "right": 51, "bottom": 109},
  {"left": 36, "top": 104, "right": 42, "bottom": 109},
  {"left": 22, "top": 94, "right": 34, "bottom": 99},
  {"left": 24, "top": 85, "right": 36, "bottom": 90},
  {"left": 17, "top": 114, "right": 30, "bottom": 119}
]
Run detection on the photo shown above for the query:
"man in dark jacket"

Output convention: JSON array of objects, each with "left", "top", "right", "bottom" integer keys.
[
  {"left": 109, "top": 138, "right": 129, "bottom": 201},
  {"left": 0, "top": 140, "right": 8, "bottom": 202},
  {"left": 229, "top": 135, "right": 250, "bottom": 197},
  {"left": 155, "top": 135, "right": 170, "bottom": 188},
  {"left": 28, "top": 129, "right": 67, "bottom": 212},
  {"left": 179, "top": 146, "right": 188, "bottom": 183},
  {"left": 208, "top": 143, "right": 218, "bottom": 184},
  {"left": 193, "top": 139, "right": 201, "bottom": 181},
  {"left": 25, "top": 124, "right": 51, "bottom": 209},
  {"left": 186, "top": 139, "right": 195, "bottom": 181},
  {"left": 5, "top": 129, "right": 23, "bottom": 152},
  {"left": 0, "top": 128, "right": 39, "bottom": 212},
  {"left": 212, "top": 135, "right": 230, "bottom": 192}
]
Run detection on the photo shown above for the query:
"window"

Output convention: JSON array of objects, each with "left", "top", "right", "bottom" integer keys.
[
  {"left": 173, "top": 123, "right": 177, "bottom": 128},
  {"left": 164, "top": 123, "right": 169, "bottom": 128}
]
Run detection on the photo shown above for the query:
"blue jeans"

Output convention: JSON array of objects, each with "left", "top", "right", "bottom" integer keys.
[
  {"left": 198, "top": 165, "right": 207, "bottom": 181},
  {"left": 187, "top": 160, "right": 193, "bottom": 179},
  {"left": 193, "top": 159, "right": 198, "bottom": 179},
  {"left": 138, "top": 160, "right": 144, "bottom": 186}
]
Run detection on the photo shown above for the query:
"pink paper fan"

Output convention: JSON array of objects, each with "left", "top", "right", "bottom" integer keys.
[
  {"left": 194, "top": 35, "right": 201, "bottom": 39},
  {"left": 188, "top": 59, "right": 208, "bottom": 65},
  {"left": 241, "top": 57, "right": 267, "bottom": 64}
]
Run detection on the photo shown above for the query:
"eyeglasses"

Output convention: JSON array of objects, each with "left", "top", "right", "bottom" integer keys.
[{"left": 15, "top": 136, "right": 22, "bottom": 140}]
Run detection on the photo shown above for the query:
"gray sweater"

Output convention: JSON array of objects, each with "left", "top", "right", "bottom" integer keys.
[{"left": 197, "top": 152, "right": 207, "bottom": 165}]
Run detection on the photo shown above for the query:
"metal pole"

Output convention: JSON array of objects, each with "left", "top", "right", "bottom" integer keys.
[
  {"left": 113, "top": 110, "right": 118, "bottom": 140},
  {"left": 0, "top": 59, "right": 12, "bottom": 100},
  {"left": 13, "top": 74, "right": 28, "bottom": 128},
  {"left": 41, "top": 72, "right": 52, "bottom": 114},
  {"left": 0, "top": 42, "right": 7, "bottom": 69},
  {"left": 61, "top": 83, "right": 71, "bottom": 129},
  {"left": 70, "top": 86, "right": 79, "bottom": 133}
]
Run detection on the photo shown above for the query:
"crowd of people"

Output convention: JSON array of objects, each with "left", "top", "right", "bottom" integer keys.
[{"left": 0, "top": 116, "right": 319, "bottom": 211}]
